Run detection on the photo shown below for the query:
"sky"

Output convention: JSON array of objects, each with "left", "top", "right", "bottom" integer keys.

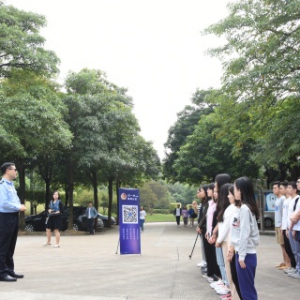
[{"left": 6, "top": 0, "right": 229, "bottom": 159}]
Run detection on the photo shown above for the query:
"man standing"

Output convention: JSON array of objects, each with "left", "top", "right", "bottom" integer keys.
[
  {"left": 0, "top": 162, "right": 26, "bottom": 282},
  {"left": 273, "top": 181, "right": 287, "bottom": 268},
  {"left": 174, "top": 204, "right": 182, "bottom": 227},
  {"left": 85, "top": 201, "right": 98, "bottom": 235},
  {"left": 286, "top": 181, "right": 300, "bottom": 278}
]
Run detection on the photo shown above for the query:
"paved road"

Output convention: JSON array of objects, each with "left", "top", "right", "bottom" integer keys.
[{"left": 1, "top": 222, "right": 299, "bottom": 300}]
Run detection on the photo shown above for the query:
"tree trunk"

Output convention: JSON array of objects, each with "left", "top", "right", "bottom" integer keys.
[
  {"left": 65, "top": 184, "right": 69, "bottom": 207},
  {"left": 115, "top": 181, "right": 121, "bottom": 225},
  {"left": 108, "top": 178, "right": 113, "bottom": 228},
  {"left": 87, "top": 170, "right": 99, "bottom": 210},
  {"left": 45, "top": 178, "right": 51, "bottom": 210},
  {"left": 67, "top": 162, "right": 74, "bottom": 230}
]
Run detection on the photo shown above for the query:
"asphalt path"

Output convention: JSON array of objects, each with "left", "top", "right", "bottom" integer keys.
[{"left": 1, "top": 222, "right": 298, "bottom": 300}]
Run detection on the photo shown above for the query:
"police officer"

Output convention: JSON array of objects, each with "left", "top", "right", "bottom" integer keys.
[{"left": 0, "top": 162, "right": 26, "bottom": 282}]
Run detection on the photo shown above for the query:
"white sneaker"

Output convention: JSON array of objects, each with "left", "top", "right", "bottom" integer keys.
[
  {"left": 216, "top": 287, "right": 231, "bottom": 295},
  {"left": 197, "top": 260, "right": 207, "bottom": 267},
  {"left": 53, "top": 244, "right": 60, "bottom": 248},
  {"left": 284, "top": 267, "right": 295, "bottom": 274},
  {"left": 210, "top": 280, "right": 223, "bottom": 288},
  {"left": 43, "top": 242, "right": 51, "bottom": 246},
  {"left": 289, "top": 272, "right": 300, "bottom": 279}
]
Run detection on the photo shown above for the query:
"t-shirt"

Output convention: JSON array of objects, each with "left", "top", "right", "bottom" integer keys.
[
  {"left": 140, "top": 210, "right": 146, "bottom": 220},
  {"left": 281, "top": 197, "right": 290, "bottom": 230},
  {"left": 182, "top": 209, "right": 188, "bottom": 218},
  {"left": 175, "top": 208, "right": 181, "bottom": 216},
  {"left": 292, "top": 198, "right": 300, "bottom": 231},
  {"left": 274, "top": 195, "right": 285, "bottom": 227},
  {"left": 287, "top": 196, "right": 298, "bottom": 228}
]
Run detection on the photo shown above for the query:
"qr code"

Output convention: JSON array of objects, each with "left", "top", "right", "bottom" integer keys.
[{"left": 122, "top": 205, "right": 138, "bottom": 224}]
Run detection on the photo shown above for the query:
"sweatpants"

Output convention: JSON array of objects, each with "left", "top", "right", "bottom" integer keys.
[
  {"left": 283, "top": 229, "right": 296, "bottom": 268},
  {"left": 230, "top": 253, "right": 243, "bottom": 300},
  {"left": 236, "top": 253, "right": 257, "bottom": 300}
]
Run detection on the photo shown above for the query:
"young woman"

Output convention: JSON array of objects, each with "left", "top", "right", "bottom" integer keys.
[
  {"left": 182, "top": 206, "right": 188, "bottom": 227},
  {"left": 204, "top": 183, "right": 221, "bottom": 282},
  {"left": 44, "top": 191, "right": 64, "bottom": 248},
  {"left": 209, "top": 185, "right": 230, "bottom": 296},
  {"left": 196, "top": 184, "right": 209, "bottom": 269},
  {"left": 216, "top": 184, "right": 242, "bottom": 300},
  {"left": 228, "top": 177, "right": 260, "bottom": 300}
]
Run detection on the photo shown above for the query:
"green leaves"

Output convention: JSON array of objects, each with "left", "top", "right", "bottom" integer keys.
[{"left": 0, "top": 2, "right": 59, "bottom": 78}]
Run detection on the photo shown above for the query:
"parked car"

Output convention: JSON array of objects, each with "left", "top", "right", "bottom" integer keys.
[
  {"left": 98, "top": 213, "right": 116, "bottom": 227},
  {"left": 257, "top": 211, "right": 275, "bottom": 229},
  {"left": 24, "top": 206, "right": 104, "bottom": 232}
]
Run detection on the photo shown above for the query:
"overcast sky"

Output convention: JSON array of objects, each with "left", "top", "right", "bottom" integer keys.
[{"left": 6, "top": 0, "right": 229, "bottom": 159}]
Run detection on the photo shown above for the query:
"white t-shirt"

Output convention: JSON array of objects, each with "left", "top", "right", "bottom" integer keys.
[
  {"left": 140, "top": 210, "right": 146, "bottom": 220},
  {"left": 217, "top": 204, "right": 237, "bottom": 244},
  {"left": 292, "top": 198, "right": 300, "bottom": 231},
  {"left": 287, "top": 196, "right": 298, "bottom": 228},
  {"left": 281, "top": 197, "right": 290, "bottom": 230}
]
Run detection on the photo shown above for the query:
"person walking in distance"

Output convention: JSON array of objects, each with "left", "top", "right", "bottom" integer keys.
[
  {"left": 182, "top": 206, "right": 188, "bottom": 227},
  {"left": 0, "top": 162, "right": 27, "bottom": 282},
  {"left": 139, "top": 206, "right": 146, "bottom": 231},
  {"left": 85, "top": 201, "right": 98, "bottom": 235},
  {"left": 174, "top": 204, "right": 182, "bottom": 227}
]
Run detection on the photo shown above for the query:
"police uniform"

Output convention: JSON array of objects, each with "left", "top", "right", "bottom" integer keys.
[{"left": 0, "top": 178, "right": 21, "bottom": 279}]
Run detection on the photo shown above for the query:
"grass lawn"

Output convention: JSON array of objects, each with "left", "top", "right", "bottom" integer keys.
[{"left": 145, "top": 214, "right": 175, "bottom": 222}]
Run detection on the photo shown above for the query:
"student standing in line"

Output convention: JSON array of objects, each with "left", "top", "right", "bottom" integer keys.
[
  {"left": 209, "top": 186, "right": 230, "bottom": 296},
  {"left": 196, "top": 185, "right": 208, "bottom": 268},
  {"left": 213, "top": 183, "right": 241, "bottom": 300},
  {"left": 229, "top": 177, "right": 260, "bottom": 300},
  {"left": 227, "top": 185, "right": 243, "bottom": 300},
  {"left": 280, "top": 181, "right": 294, "bottom": 272},
  {"left": 204, "top": 183, "right": 221, "bottom": 282},
  {"left": 289, "top": 183, "right": 300, "bottom": 279},
  {"left": 286, "top": 181, "right": 300, "bottom": 279},
  {"left": 273, "top": 181, "right": 287, "bottom": 268},
  {"left": 197, "top": 184, "right": 210, "bottom": 271}
]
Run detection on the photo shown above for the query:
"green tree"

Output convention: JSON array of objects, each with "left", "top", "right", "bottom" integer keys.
[
  {"left": 0, "top": 2, "right": 59, "bottom": 78},
  {"left": 0, "top": 71, "right": 72, "bottom": 225},
  {"left": 163, "top": 89, "right": 215, "bottom": 182},
  {"left": 203, "top": 0, "right": 300, "bottom": 178}
]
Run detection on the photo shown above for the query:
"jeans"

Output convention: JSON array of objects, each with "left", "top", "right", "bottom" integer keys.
[
  {"left": 140, "top": 219, "right": 145, "bottom": 231},
  {"left": 289, "top": 229, "right": 300, "bottom": 273},
  {"left": 216, "top": 246, "right": 228, "bottom": 286}
]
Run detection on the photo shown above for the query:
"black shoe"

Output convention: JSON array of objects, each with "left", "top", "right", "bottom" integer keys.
[
  {"left": 0, "top": 275, "right": 17, "bottom": 282},
  {"left": 10, "top": 273, "right": 24, "bottom": 279}
]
